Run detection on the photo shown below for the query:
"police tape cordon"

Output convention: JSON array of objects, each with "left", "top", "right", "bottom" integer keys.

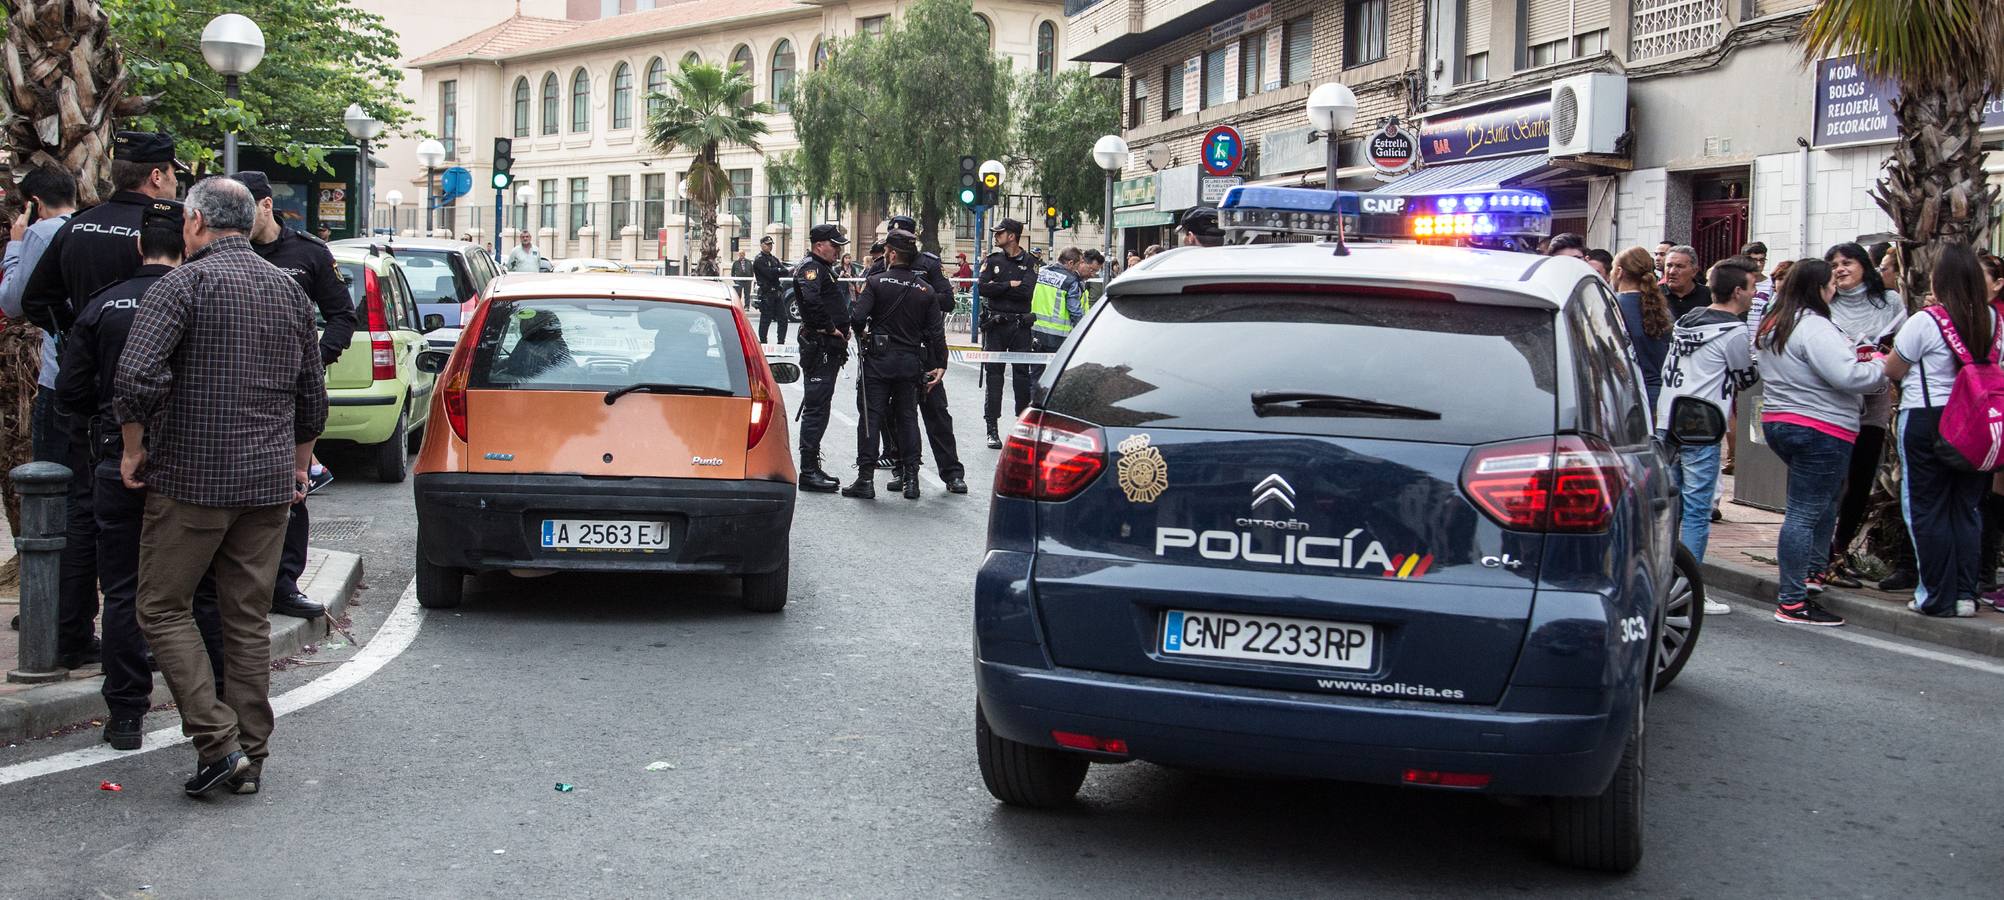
[{"left": 761, "top": 344, "right": 1055, "bottom": 365}]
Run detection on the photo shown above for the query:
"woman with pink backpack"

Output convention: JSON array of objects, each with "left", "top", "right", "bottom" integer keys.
[{"left": 1881, "top": 244, "right": 2000, "bottom": 618}]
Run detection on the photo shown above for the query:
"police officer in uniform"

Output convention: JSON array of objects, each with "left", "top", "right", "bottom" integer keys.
[
  {"left": 976, "top": 218, "right": 1039, "bottom": 448},
  {"left": 1029, "top": 247, "right": 1104, "bottom": 380},
  {"left": 863, "top": 215, "right": 966, "bottom": 494},
  {"left": 53, "top": 199, "right": 226, "bottom": 751},
  {"left": 793, "top": 223, "right": 851, "bottom": 492},
  {"left": 841, "top": 230, "right": 945, "bottom": 501},
  {"left": 233, "top": 172, "right": 357, "bottom": 620},
  {"left": 20, "top": 130, "right": 183, "bottom": 668},
  {"left": 1179, "top": 206, "right": 1224, "bottom": 248}
]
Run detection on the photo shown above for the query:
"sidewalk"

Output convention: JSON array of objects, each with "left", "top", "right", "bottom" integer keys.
[
  {"left": 1705, "top": 474, "right": 2004, "bottom": 660},
  {"left": 0, "top": 528, "right": 364, "bottom": 745}
]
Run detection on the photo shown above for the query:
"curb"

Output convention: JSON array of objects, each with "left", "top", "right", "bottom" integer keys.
[
  {"left": 0, "top": 549, "right": 364, "bottom": 745},
  {"left": 1700, "top": 558, "right": 2004, "bottom": 660}
]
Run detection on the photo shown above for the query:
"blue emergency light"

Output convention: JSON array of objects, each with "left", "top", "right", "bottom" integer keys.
[{"left": 1216, "top": 186, "right": 1551, "bottom": 244}]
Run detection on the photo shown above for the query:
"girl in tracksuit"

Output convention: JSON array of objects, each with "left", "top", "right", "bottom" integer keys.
[
  {"left": 1880, "top": 244, "right": 1995, "bottom": 618},
  {"left": 1756, "top": 259, "right": 1890, "bottom": 626}
]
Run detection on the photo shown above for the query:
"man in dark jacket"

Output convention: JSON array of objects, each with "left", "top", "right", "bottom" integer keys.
[
  {"left": 864, "top": 215, "right": 965, "bottom": 493},
  {"left": 841, "top": 229, "right": 945, "bottom": 501},
  {"left": 793, "top": 224, "right": 851, "bottom": 492},
  {"left": 977, "top": 218, "right": 1039, "bottom": 448},
  {"left": 753, "top": 235, "right": 790, "bottom": 345},
  {"left": 730, "top": 250, "right": 753, "bottom": 306}
]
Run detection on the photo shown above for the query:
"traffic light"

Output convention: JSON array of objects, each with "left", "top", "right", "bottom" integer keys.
[
  {"left": 1043, "top": 199, "right": 1058, "bottom": 231},
  {"left": 491, "top": 137, "right": 514, "bottom": 190},
  {"left": 977, "top": 167, "right": 1001, "bottom": 208},
  {"left": 1060, "top": 214, "right": 1074, "bottom": 230},
  {"left": 958, "top": 155, "right": 978, "bottom": 209}
]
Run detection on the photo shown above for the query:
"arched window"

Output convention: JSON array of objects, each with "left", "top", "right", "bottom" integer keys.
[
  {"left": 770, "top": 39, "right": 794, "bottom": 112},
  {"left": 540, "top": 73, "right": 559, "bottom": 135},
  {"left": 731, "top": 44, "right": 754, "bottom": 107},
  {"left": 512, "top": 77, "right": 530, "bottom": 138},
  {"left": 570, "top": 68, "right": 590, "bottom": 133},
  {"left": 681, "top": 51, "right": 700, "bottom": 68},
  {"left": 812, "top": 38, "right": 829, "bottom": 71},
  {"left": 974, "top": 14, "right": 993, "bottom": 50},
  {"left": 1036, "top": 21, "right": 1056, "bottom": 76},
  {"left": 611, "top": 62, "right": 633, "bottom": 129},
  {"left": 645, "top": 57, "right": 667, "bottom": 116}
]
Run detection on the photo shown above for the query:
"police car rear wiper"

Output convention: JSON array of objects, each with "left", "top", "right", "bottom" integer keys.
[
  {"left": 604, "top": 382, "right": 734, "bottom": 405},
  {"left": 1250, "top": 391, "right": 1441, "bottom": 420}
]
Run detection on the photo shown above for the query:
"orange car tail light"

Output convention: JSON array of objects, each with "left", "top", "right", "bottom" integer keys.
[{"left": 731, "top": 305, "right": 780, "bottom": 450}]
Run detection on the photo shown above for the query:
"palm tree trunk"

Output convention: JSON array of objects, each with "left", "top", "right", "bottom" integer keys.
[
  {"left": 1872, "top": 77, "right": 1998, "bottom": 300},
  {"left": 1, "top": 0, "right": 142, "bottom": 205}
]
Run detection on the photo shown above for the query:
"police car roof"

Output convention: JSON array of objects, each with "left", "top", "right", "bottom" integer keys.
[
  {"left": 486, "top": 272, "right": 739, "bottom": 307},
  {"left": 1110, "top": 242, "right": 1587, "bottom": 309}
]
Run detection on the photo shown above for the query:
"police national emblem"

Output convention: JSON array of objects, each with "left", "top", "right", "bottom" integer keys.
[
  {"left": 805, "top": 270, "right": 817, "bottom": 281},
  {"left": 1116, "top": 434, "right": 1168, "bottom": 503}
]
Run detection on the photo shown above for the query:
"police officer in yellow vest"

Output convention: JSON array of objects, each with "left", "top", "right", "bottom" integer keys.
[{"left": 1028, "top": 248, "right": 1104, "bottom": 378}]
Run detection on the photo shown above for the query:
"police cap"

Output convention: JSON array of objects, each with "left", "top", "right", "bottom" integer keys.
[
  {"left": 759, "top": 235, "right": 773, "bottom": 246},
  {"left": 991, "top": 217, "right": 1024, "bottom": 236},
  {"left": 112, "top": 131, "right": 184, "bottom": 167},
  {"left": 142, "top": 198, "right": 184, "bottom": 230},
  {"left": 1180, "top": 207, "right": 1222, "bottom": 238},
  {"left": 886, "top": 214, "right": 917, "bottom": 234},
  {"left": 231, "top": 171, "right": 274, "bottom": 203},
  {"left": 869, "top": 240, "right": 885, "bottom": 255},
  {"left": 809, "top": 223, "right": 849, "bottom": 246},
  {"left": 885, "top": 229, "right": 918, "bottom": 255}
]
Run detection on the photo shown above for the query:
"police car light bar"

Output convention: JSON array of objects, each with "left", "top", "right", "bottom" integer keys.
[
  {"left": 1218, "top": 187, "right": 1359, "bottom": 239},
  {"left": 1217, "top": 186, "right": 1550, "bottom": 243}
]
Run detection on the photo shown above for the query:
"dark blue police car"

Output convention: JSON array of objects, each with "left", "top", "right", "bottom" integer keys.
[{"left": 972, "top": 188, "right": 1725, "bottom": 872}]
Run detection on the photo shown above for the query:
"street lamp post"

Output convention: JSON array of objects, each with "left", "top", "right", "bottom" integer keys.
[
  {"left": 343, "top": 103, "right": 383, "bottom": 237},
  {"left": 385, "top": 190, "right": 404, "bottom": 236},
  {"left": 416, "top": 139, "right": 447, "bottom": 236},
  {"left": 1092, "top": 134, "right": 1128, "bottom": 292},
  {"left": 1306, "top": 83, "right": 1359, "bottom": 191},
  {"left": 201, "top": 14, "right": 265, "bottom": 175}
]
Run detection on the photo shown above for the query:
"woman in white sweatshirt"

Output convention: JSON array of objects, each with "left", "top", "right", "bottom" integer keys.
[{"left": 1755, "top": 259, "right": 1890, "bottom": 626}]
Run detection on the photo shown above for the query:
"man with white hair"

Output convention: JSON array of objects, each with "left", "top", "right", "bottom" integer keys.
[{"left": 113, "top": 175, "right": 328, "bottom": 798}]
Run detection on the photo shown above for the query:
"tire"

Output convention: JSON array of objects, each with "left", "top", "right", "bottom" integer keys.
[
  {"left": 415, "top": 546, "right": 464, "bottom": 609},
  {"left": 1654, "top": 545, "right": 1707, "bottom": 692},
  {"left": 374, "top": 406, "right": 410, "bottom": 483},
  {"left": 976, "top": 704, "right": 1087, "bottom": 808},
  {"left": 1549, "top": 709, "right": 1645, "bottom": 872},
  {"left": 740, "top": 557, "right": 789, "bottom": 613}
]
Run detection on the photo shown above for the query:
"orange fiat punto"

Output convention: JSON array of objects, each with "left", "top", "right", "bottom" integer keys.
[{"left": 411, "top": 273, "right": 800, "bottom": 612}]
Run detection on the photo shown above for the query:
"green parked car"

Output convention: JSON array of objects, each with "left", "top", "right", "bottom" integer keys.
[{"left": 323, "top": 245, "right": 437, "bottom": 482}]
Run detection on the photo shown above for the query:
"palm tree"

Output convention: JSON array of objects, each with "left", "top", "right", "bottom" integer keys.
[
  {"left": 1800, "top": 0, "right": 2004, "bottom": 299},
  {"left": 644, "top": 60, "right": 771, "bottom": 277}
]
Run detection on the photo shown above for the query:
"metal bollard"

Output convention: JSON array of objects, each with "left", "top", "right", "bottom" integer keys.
[{"left": 8, "top": 461, "right": 70, "bottom": 684}]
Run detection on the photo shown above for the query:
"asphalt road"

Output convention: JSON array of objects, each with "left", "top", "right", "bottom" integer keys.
[{"left": 1, "top": 359, "right": 1998, "bottom": 899}]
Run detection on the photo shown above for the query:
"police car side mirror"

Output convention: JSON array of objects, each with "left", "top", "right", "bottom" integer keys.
[
  {"left": 423, "top": 313, "right": 446, "bottom": 332},
  {"left": 415, "top": 349, "right": 451, "bottom": 375},
  {"left": 1667, "top": 396, "right": 1726, "bottom": 446},
  {"left": 768, "top": 362, "right": 801, "bottom": 384}
]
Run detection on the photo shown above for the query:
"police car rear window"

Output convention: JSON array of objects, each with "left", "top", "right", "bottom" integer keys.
[{"left": 1045, "top": 292, "right": 1556, "bottom": 444}]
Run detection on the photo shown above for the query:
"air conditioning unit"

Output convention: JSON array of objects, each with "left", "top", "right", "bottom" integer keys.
[{"left": 1549, "top": 73, "right": 1627, "bottom": 157}]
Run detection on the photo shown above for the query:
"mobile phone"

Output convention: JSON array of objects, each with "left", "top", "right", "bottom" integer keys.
[{"left": 22, "top": 199, "right": 36, "bottom": 222}]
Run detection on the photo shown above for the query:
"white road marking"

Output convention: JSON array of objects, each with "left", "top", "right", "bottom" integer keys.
[
  {"left": 0, "top": 578, "right": 424, "bottom": 787},
  {"left": 1785, "top": 618, "right": 2004, "bottom": 677}
]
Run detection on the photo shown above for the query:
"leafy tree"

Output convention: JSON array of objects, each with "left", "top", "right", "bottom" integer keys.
[
  {"left": 1799, "top": 0, "right": 2004, "bottom": 299},
  {"left": 645, "top": 59, "right": 771, "bottom": 276},
  {"left": 793, "top": 0, "right": 1011, "bottom": 251},
  {"left": 1014, "top": 66, "right": 1120, "bottom": 228},
  {"left": 103, "top": 0, "right": 412, "bottom": 174}
]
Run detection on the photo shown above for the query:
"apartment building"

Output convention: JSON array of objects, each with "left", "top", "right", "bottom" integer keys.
[{"left": 406, "top": 0, "right": 1079, "bottom": 266}]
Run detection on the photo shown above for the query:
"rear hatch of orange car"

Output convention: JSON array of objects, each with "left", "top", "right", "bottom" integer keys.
[{"left": 452, "top": 295, "right": 771, "bottom": 481}]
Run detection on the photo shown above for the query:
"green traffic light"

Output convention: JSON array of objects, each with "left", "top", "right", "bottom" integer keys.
[
  {"left": 959, "top": 188, "right": 976, "bottom": 205},
  {"left": 491, "top": 172, "right": 511, "bottom": 190}
]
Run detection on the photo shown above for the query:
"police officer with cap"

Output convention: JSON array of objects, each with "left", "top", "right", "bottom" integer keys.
[
  {"left": 862, "top": 215, "right": 966, "bottom": 494},
  {"left": 53, "top": 199, "right": 226, "bottom": 751},
  {"left": 842, "top": 229, "right": 945, "bottom": 500},
  {"left": 1180, "top": 206, "right": 1224, "bottom": 247},
  {"left": 793, "top": 223, "right": 852, "bottom": 492},
  {"left": 21, "top": 130, "right": 183, "bottom": 668},
  {"left": 233, "top": 171, "right": 357, "bottom": 620},
  {"left": 976, "top": 217, "right": 1039, "bottom": 448}
]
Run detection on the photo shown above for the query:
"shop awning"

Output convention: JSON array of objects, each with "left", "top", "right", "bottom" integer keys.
[{"left": 1370, "top": 155, "right": 1550, "bottom": 195}]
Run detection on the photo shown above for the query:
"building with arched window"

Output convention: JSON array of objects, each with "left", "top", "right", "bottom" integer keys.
[{"left": 410, "top": 0, "right": 1069, "bottom": 262}]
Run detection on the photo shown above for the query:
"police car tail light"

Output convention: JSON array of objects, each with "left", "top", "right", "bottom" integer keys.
[
  {"left": 994, "top": 410, "right": 1105, "bottom": 501},
  {"left": 731, "top": 306, "right": 778, "bottom": 450},
  {"left": 362, "top": 268, "right": 396, "bottom": 381},
  {"left": 1461, "top": 435, "right": 1624, "bottom": 533},
  {"left": 1051, "top": 731, "right": 1129, "bottom": 755},
  {"left": 1403, "top": 769, "right": 1491, "bottom": 789}
]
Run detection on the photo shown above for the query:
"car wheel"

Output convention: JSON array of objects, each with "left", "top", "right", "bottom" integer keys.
[
  {"left": 415, "top": 545, "right": 464, "bottom": 609},
  {"left": 374, "top": 406, "right": 410, "bottom": 483},
  {"left": 740, "top": 557, "right": 789, "bottom": 613},
  {"left": 1654, "top": 545, "right": 1706, "bottom": 692},
  {"left": 1549, "top": 708, "right": 1644, "bottom": 872},
  {"left": 976, "top": 704, "right": 1087, "bottom": 808}
]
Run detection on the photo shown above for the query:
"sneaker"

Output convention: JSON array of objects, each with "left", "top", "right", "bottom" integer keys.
[
  {"left": 1710, "top": 508, "right": 1724, "bottom": 523},
  {"left": 184, "top": 750, "right": 249, "bottom": 798},
  {"left": 1958, "top": 599, "right": 1978, "bottom": 618},
  {"left": 1775, "top": 601, "right": 1845, "bottom": 626},
  {"left": 1804, "top": 573, "right": 1826, "bottom": 595},
  {"left": 1980, "top": 589, "right": 2004, "bottom": 611},
  {"left": 1703, "top": 598, "right": 1732, "bottom": 616},
  {"left": 305, "top": 465, "right": 334, "bottom": 495},
  {"left": 230, "top": 762, "right": 262, "bottom": 795}
]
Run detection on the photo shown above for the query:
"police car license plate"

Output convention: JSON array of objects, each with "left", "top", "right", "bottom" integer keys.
[
  {"left": 1161, "top": 610, "right": 1374, "bottom": 671},
  {"left": 540, "top": 519, "right": 669, "bottom": 551}
]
